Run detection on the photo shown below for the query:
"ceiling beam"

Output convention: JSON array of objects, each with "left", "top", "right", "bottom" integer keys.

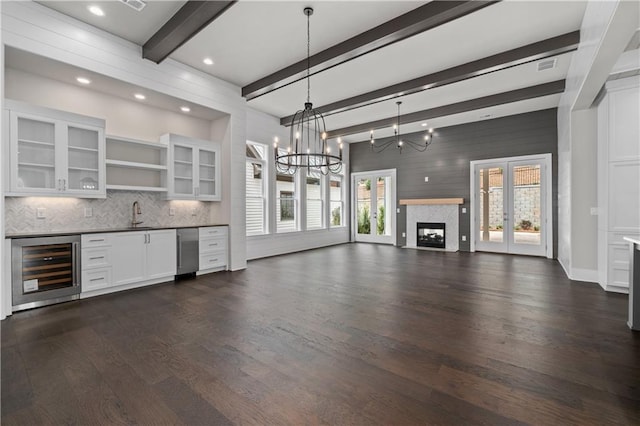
[
  {"left": 325, "top": 80, "right": 565, "bottom": 139},
  {"left": 143, "top": 1, "right": 236, "bottom": 64},
  {"left": 281, "top": 31, "right": 579, "bottom": 126},
  {"left": 242, "top": 0, "right": 499, "bottom": 101}
]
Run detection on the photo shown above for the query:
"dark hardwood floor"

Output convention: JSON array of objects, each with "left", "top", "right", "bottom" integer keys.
[{"left": 2, "top": 244, "right": 639, "bottom": 425}]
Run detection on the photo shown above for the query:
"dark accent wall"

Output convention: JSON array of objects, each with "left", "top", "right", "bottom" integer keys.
[{"left": 349, "top": 108, "right": 558, "bottom": 255}]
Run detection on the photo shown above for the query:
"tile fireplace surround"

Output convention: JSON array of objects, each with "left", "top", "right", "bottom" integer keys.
[{"left": 402, "top": 198, "right": 463, "bottom": 252}]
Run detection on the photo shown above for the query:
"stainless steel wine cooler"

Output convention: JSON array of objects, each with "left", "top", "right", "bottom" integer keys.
[{"left": 12, "top": 235, "right": 81, "bottom": 311}]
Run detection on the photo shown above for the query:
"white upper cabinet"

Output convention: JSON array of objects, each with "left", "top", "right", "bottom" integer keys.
[
  {"left": 5, "top": 100, "right": 106, "bottom": 198},
  {"left": 162, "top": 133, "right": 221, "bottom": 201}
]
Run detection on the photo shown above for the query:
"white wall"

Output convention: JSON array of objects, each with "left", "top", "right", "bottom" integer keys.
[
  {"left": 5, "top": 68, "right": 214, "bottom": 141},
  {"left": 1, "top": 1, "right": 247, "bottom": 275},
  {"left": 245, "top": 107, "right": 350, "bottom": 260},
  {"left": 557, "top": 0, "right": 639, "bottom": 282}
]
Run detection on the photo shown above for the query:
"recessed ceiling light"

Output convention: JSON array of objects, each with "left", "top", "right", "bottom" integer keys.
[
  {"left": 88, "top": 5, "right": 105, "bottom": 16},
  {"left": 134, "top": 93, "right": 146, "bottom": 100},
  {"left": 421, "top": 123, "right": 427, "bottom": 127},
  {"left": 180, "top": 106, "right": 191, "bottom": 113},
  {"left": 203, "top": 58, "right": 214, "bottom": 66},
  {"left": 76, "top": 77, "right": 91, "bottom": 85}
]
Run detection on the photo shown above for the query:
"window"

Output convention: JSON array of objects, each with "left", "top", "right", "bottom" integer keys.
[
  {"left": 306, "top": 171, "right": 324, "bottom": 229},
  {"left": 246, "top": 142, "right": 267, "bottom": 235},
  {"left": 330, "top": 175, "right": 344, "bottom": 227},
  {"left": 276, "top": 167, "right": 297, "bottom": 232}
]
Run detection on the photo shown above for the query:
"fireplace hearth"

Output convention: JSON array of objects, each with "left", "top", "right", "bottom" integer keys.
[{"left": 417, "top": 222, "right": 446, "bottom": 249}]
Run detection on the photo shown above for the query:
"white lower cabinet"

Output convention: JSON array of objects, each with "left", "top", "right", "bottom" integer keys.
[
  {"left": 81, "top": 229, "right": 176, "bottom": 297},
  {"left": 198, "top": 226, "right": 228, "bottom": 274}
]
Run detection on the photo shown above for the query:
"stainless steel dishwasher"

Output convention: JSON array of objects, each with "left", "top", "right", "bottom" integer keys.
[{"left": 176, "top": 228, "right": 199, "bottom": 275}]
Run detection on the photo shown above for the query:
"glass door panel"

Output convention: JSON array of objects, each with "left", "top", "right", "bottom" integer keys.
[
  {"left": 173, "top": 145, "right": 194, "bottom": 195},
  {"left": 353, "top": 171, "right": 395, "bottom": 244},
  {"left": 376, "top": 176, "right": 390, "bottom": 236},
  {"left": 356, "top": 178, "right": 372, "bottom": 236},
  {"left": 476, "top": 164, "right": 507, "bottom": 253},
  {"left": 508, "top": 161, "right": 546, "bottom": 256},
  {"left": 198, "top": 149, "right": 216, "bottom": 197},
  {"left": 16, "top": 116, "right": 56, "bottom": 191}
]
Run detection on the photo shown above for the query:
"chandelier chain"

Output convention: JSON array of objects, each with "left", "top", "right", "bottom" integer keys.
[{"left": 307, "top": 10, "right": 311, "bottom": 104}]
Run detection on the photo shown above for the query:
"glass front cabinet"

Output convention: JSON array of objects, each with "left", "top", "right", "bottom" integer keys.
[
  {"left": 5, "top": 100, "right": 106, "bottom": 198},
  {"left": 162, "top": 133, "right": 221, "bottom": 201}
]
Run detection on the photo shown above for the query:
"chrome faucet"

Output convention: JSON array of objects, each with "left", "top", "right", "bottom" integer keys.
[{"left": 131, "top": 201, "right": 143, "bottom": 228}]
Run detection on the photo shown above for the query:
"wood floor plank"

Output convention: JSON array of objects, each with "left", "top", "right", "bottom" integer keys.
[{"left": 2, "top": 244, "right": 639, "bottom": 424}]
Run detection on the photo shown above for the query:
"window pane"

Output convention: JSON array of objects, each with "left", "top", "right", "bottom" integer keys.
[
  {"left": 306, "top": 173, "right": 323, "bottom": 229},
  {"left": 246, "top": 198, "right": 264, "bottom": 235},
  {"left": 277, "top": 171, "right": 297, "bottom": 232},
  {"left": 246, "top": 142, "right": 267, "bottom": 236},
  {"left": 479, "top": 167, "right": 504, "bottom": 243},
  {"left": 330, "top": 175, "right": 343, "bottom": 227}
]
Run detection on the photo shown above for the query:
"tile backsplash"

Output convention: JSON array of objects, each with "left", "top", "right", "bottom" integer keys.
[{"left": 5, "top": 191, "right": 214, "bottom": 234}]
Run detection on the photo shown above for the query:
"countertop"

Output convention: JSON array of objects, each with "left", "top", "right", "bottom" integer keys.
[{"left": 5, "top": 224, "right": 229, "bottom": 239}]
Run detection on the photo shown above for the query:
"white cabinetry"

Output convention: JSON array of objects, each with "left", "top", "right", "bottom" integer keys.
[
  {"left": 81, "top": 229, "right": 176, "bottom": 297},
  {"left": 5, "top": 100, "right": 105, "bottom": 198},
  {"left": 105, "top": 135, "right": 168, "bottom": 192},
  {"left": 597, "top": 76, "right": 640, "bottom": 293},
  {"left": 163, "top": 133, "right": 221, "bottom": 201},
  {"left": 198, "top": 226, "right": 228, "bottom": 274}
]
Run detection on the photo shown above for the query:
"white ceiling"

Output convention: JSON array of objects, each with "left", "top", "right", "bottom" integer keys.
[{"left": 24, "top": 0, "right": 590, "bottom": 143}]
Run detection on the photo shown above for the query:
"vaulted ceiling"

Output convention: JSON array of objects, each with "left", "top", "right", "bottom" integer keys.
[{"left": 31, "top": 0, "right": 588, "bottom": 143}]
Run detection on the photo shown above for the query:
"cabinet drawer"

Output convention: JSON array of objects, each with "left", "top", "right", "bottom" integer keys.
[
  {"left": 199, "top": 226, "right": 228, "bottom": 238},
  {"left": 82, "top": 247, "right": 111, "bottom": 269},
  {"left": 199, "top": 253, "right": 226, "bottom": 270},
  {"left": 82, "top": 234, "right": 111, "bottom": 248},
  {"left": 199, "top": 236, "right": 227, "bottom": 253},
  {"left": 82, "top": 268, "right": 112, "bottom": 291}
]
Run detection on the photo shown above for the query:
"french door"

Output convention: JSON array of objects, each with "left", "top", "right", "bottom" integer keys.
[
  {"left": 352, "top": 169, "right": 396, "bottom": 244},
  {"left": 471, "top": 154, "right": 551, "bottom": 257}
]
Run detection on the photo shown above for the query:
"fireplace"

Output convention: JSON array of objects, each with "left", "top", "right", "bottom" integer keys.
[{"left": 417, "top": 222, "right": 446, "bottom": 249}]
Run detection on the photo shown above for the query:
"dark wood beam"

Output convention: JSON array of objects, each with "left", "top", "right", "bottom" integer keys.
[
  {"left": 325, "top": 80, "right": 565, "bottom": 139},
  {"left": 143, "top": 1, "right": 236, "bottom": 64},
  {"left": 281, "top": 31, "right": 579, "bottom": 126},
  {"left": 242, "top": 0, "right": 499, "bottom": 100}
]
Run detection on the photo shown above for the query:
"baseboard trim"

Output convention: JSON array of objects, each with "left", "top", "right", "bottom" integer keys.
[{"left": 570, "top": 267, "right": 599, "bottom": 283}]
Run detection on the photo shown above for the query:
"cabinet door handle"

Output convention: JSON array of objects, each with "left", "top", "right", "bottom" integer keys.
[
  {"left": 90, "top": 277, "right": 104, "bottom": 282},
  {"left": 209, "top": 243, "right": 218, "bottom": 247},
  {"left": 89, "top": 238, "right": 105, "bottom": 242},
  {"left": 89, "top": 256, "right": 105, "bottom": 260}
]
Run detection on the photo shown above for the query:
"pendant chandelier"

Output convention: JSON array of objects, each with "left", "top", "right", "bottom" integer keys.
[
  {"left": 370, "top": 101, "right": 434, "bottom": 153},
  {"left": 274, "top": 7, "right": 342, "bottom": 175}
]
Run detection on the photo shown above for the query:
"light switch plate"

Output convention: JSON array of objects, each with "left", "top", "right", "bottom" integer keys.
[
  {"left": 590, "top": 207, "right": 598, "bottom": 216},
  {"left": 462, "top": 235, "right": 467, "bottom": 241},
  {"left": 402, "top": 232, "right": 406, "bottom": 238},
  {"left": 36, "top": 208, "right": 46, "bottom": 219},
  {"left": 462, "top": 207, "right": 467, "bottom": 214},
  {"left": 424, "top": 176, "right": 429, "bottom": 182},
  {"left": 84, "top": 208, "right": 93, "bottom": 218}
]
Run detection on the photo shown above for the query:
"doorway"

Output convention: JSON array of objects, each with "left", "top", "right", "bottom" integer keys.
[
  {"left": 470, "top": 154, "right": 552, "bottom": 257},
  {"left": 352, "top": 169, "right": 396, "bottom": 244}
]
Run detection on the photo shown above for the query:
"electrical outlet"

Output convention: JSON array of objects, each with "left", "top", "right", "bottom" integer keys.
[
  {"left": 462, "top": 235, "right": 467, "bottom": 242},
  {"left": 396, "top": 208, "right": 400, "bottom": 214},
  {"left": 461, "top": 207, "right": 467, "bottom": 214},
  {"left": 424, "top": 176, "right": 429, "bottom": 182},
  {"left": 169, "top": 208, "right": 175, "bottom": 216},
  {"left": 402, "top": 232, "right": 406, "bottom": 238},
  {"left": 84, "top": 208, "right": 93, "bottom": 218},
  {"left": 36, "top": 208, "right": 46, "bottom": 219},
  {"left": 590, "top": 207, "right": 598, "bottom": 216},
  {"left": 191, "top": 208, "right": 197, "bottom": 216}
]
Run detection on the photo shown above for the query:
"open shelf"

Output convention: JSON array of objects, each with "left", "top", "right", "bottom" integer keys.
[{"left": 105, "top": 135, "right": 168, "bottom": 192}]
